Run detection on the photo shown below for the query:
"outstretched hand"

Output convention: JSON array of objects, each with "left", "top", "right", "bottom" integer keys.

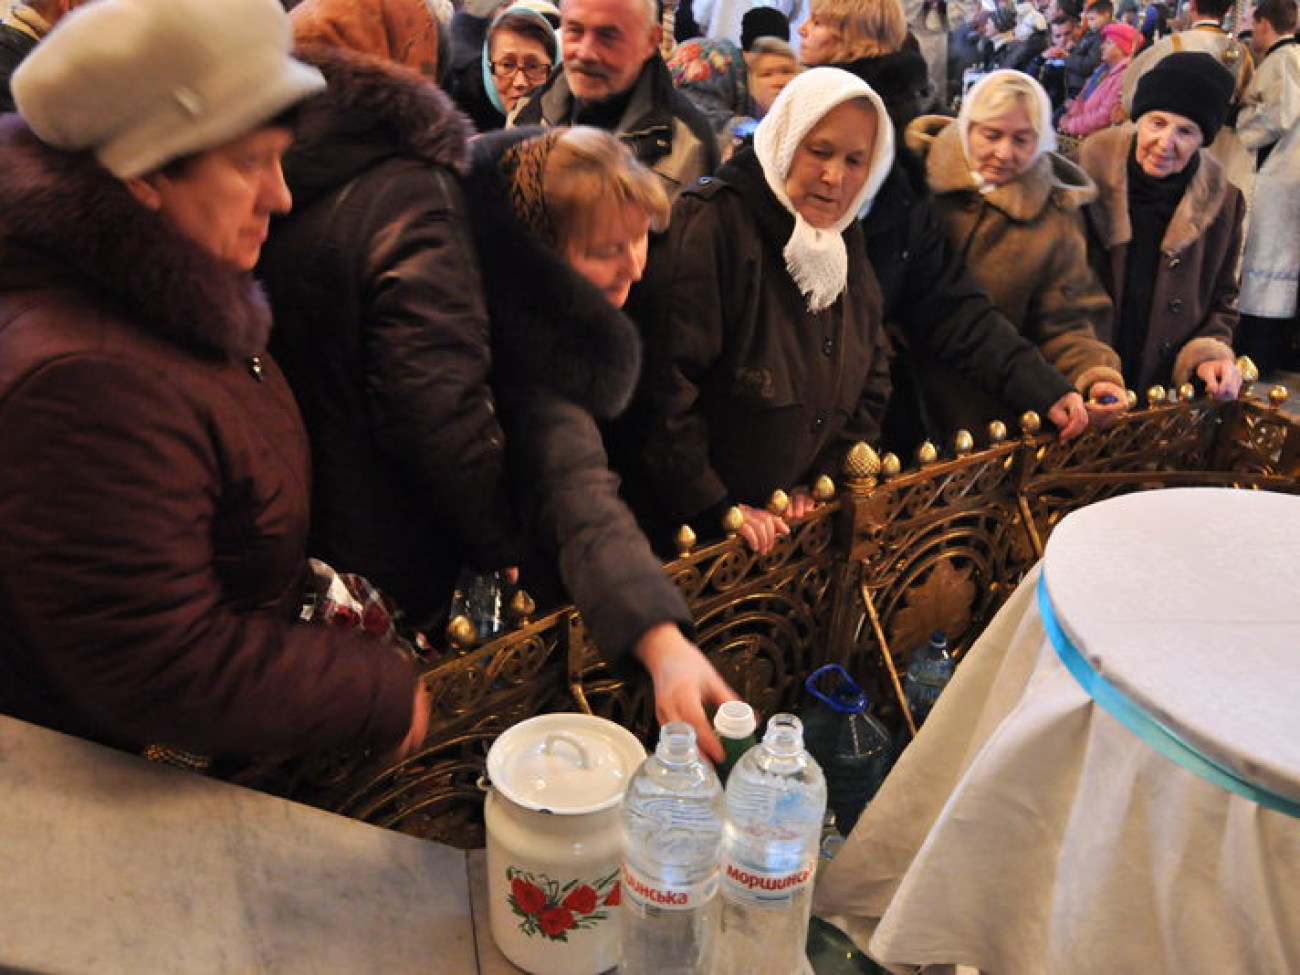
[
  {"left": 634, "top": 623, "right": 739, "bottom": 763},
  {"left": 1047, "top": 390, "right": 1089, "bottom": 442},
  {"left": 1196, "top": 358, "right": 1242, "bottom": 401}
]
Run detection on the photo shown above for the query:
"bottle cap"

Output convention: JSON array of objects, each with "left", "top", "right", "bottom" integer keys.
[{"left": 713, "top": 700, "right": 757, "bottom": 739}]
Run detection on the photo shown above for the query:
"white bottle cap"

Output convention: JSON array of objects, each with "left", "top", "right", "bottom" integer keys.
[{"left": 713, "top": 700, "right": 757, "bottom": 739}]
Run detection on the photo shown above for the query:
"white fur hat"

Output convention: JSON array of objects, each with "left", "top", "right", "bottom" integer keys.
[{"left": 13, "top": 0, "right": 325, "bottom": 178}]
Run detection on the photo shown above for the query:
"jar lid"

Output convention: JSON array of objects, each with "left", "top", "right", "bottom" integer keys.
[{"left": 486, "top": 713, "right": 646, "bottom": 815}]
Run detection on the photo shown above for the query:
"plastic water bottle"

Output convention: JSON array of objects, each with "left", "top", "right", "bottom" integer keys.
[
  {"left": 449, "top": 568, "right": 509, "bottom": 641},
  {"left": 801, "top": 664, "right": 894, "bottom": 836},
  {"left": 713, "top": 701, "right": 757, "bottom": 785},
  {"left": 620, "top": 722, "right": 724, "bottom": 975},
  {"left": 903, "top": 631, "right": 956, "bottom": 727},
  {"left": 715, "top": 714, "right": 826, "bottom": 975}
]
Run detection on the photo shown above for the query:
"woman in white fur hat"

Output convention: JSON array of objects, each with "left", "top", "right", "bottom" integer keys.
[
  {"left": 904, "top": 69, "right": 1128, "bottom": 437},
  {"left": 0, "top": 0, "right": 428, "bottom": 764},
  {"left": 623, "top": 66, "right": 893, "bottom": 556}
]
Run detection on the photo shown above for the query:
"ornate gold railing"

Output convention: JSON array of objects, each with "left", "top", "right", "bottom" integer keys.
[{"left": 240, "top": 385, "right": 1299, "bottom": 847}]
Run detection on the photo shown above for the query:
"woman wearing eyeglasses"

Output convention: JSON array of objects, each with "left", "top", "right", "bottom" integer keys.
[{"left": 450, "top": 2, "right": 558, "bottom": 132}]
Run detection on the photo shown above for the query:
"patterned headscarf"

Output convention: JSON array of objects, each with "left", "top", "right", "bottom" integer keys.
[
  {"left": 753, "top": 67, "right": 894, "bottom": 312},
  {"left": 667, "top": 38, "right": 749, "bottom": 133},
  {"left": 291, "top": 0, "right": 440, "bottom": 78},
  {"left": 498, "top": 129, "right": 566, "bottom": 249}
]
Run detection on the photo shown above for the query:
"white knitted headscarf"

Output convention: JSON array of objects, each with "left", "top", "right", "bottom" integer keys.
[
  {"left": 753, "top": 66, "right": 894, "bottom": 313},
  {"left": 958, "top": 69, "right": 1056, "bottom": 193}
]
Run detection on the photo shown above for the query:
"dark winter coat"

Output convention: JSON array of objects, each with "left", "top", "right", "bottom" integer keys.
[
  {"left": 1064, "top": 25, "right": 1103, "bottom": 95},
  {"left": 259, "top": 46, "right": 518, "bottom": 629},
  {"left": 859, "top": 150, "right": 1075, "bottom": 451},
  {"left": 0, "top": 117, "right": 415, "bottom": 759},
  {"left": 1079, "top": 123, "right": 1243, "bottom": 390},
  {"left": 905, "top": 115, "right": 1122, "bottom": 432},
  {"left": 621, "top": 148, "right": 891, "bottom": 544},
  {"left": 831, "top": 41, "right": 936, "bottom": 136},
  {"left": 461, "top": 129, "right": 692, "bottom": 661},
  {"left": 512, "top": 54, "right": 719, "bottom": 198},
  {"left": 0, "top": 22, "right": 36, "bottom": 113}
]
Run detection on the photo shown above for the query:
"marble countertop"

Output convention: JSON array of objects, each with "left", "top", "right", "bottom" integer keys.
[{"left": 0, "top": 716, "right": 489, "bottom": 975}]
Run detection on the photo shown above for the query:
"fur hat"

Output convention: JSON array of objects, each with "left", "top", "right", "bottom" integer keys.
[
  {"left": 741, "top": 6, "right": 792, "bottom": 49},
  {"left": 1130, "top": 51, "right": 1236, "bottom": 143},
  {"left": 13, "top": 0, "right": 324, "bottom": 178}
]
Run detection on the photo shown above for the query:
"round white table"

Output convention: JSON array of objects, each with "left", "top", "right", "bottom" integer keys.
[{"left": 813, "top": 487, "right": 1300, "bottom": 975}]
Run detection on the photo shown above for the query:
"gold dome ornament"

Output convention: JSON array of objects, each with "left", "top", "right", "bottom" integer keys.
[
  {"left": 446, "top": 614, "right": 478, "bottom": 652},
  {"left": 767, "top": 489, "right": 790, "bottom": 517},
  {"left": 1268, "top": 385, "right": 1290, "bottom": 409},
  {"left": 987, "top": 420, "right": 1007, "bottom": 444},
  {"left": 843, "top": 442, "right": 881, "bottom": 478},
  {"left": 952, "top": 430, "right": 974, "bottom": 456},
  {"left": 508, "top": 589, "right": 536, "bottom": 626},
  {"left": 1177, "top": 383, "right": 1195, "bottom": 403},
  {"left": 1125, "top": 388, "right": 1138, "bottom": 409},
  {"left": 1237, "top": 355, "right": 1259, "bottom": 387},
  {"left": 916, "top": 441, "right": 938, "bottom": 466},
  {"left": 880, "top": 453, "right": 902, "bottom": 478},
  {"left": 675, "top": 524, "right": 697, "bottom": 558},
  {"left": 1146, "top": 385, "right": 1167, "bottom": 408},
  {"left": 1019, "top": 411, "right": 1041, "bottom": 436},
  {"left": 722, "top": 506, "right": 745, "bottom": 537},
  {"left": 811, "top": 475, "right": 835, "bottom": 502}
]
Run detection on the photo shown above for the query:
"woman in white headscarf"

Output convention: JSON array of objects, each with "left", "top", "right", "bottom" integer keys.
[
  {"left": 904, "top": 69, "right": 1127, "bottom": 435},
  {"left": 623, "top": 67, "right": 894, "bottom": 555}
]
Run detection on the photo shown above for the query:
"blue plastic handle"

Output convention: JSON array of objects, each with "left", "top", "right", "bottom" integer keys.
[{"left": 805, "top": 663, "right": 868, "bottom": 714}]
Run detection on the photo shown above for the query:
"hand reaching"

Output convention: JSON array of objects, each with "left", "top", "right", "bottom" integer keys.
[{"left": 634, "top": 623, "right": 739, "bottom": 763}]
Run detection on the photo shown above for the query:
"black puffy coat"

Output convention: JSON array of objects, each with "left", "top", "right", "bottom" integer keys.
[{"left": 259, "top": 45, "right": 518, "bottom": 628}]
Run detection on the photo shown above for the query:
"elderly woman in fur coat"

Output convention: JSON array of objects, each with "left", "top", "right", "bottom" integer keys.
[
  {"left": 0, "top": 0, "right": 426, "bottom": 762},
  {"left": 260, "top": 0, "right": 522, "bottom": 633},
  {"left": 905, "top": 70, "right": 1127, "bottom": 435},
  {"left": 1078, "top": 52, "right": 1244, "bottom": 398}
]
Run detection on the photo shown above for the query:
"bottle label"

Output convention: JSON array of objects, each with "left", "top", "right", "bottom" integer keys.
[
  {"left": 621, "top": 861, "right": 718, "bottom": 911},
  {"left": 720, "top": 857, "right": 814, "bottom": 905}
]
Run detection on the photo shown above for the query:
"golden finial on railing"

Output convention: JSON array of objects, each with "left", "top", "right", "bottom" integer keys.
[
  {"left": 987, "top": 420, "right": 1007, "bottom": 444},
  {"left": 880, "top": 452, "right": 901, "bottom": 478},
  {"left": 1177, "top": 383, "right": 1195, "bottom": 403},
  {"left": 675, "top": 524, "right": 697, "bottom": 558},
  {"left": 446, "top": 614, "right": 478, "bottom": 652},
  {"left": 1268, "top": 385, "right": 1290, "bottom": 409},
  {"left": 843, "top": 442, "right": 881, "bottom": 478},
  {"left": 722, "top": 506, "right": 745, "bottom": 537},
  {"left": 1146, "top": 385, "right": 1167, "bottom": 408},
  {"left": 659, "top": 0, "right": 678, "bottom": 58},
  {"left": 767, "top": 489, "right": 790, "bottom": 517},
  {"left": 916, "top": 441, "right": 938, "bottom": 466},
  {"left": 811, "top": 475, "right": 835, "bottom": 502},
  {"left": 1019, "top": 411, "right": 1041, "bottom": 436},
  {"left": 508, "top": 589, "right": 536, "bottom": 626},
  {"left": 1238, "top": 355, "right": 1259, "bottom": 388},
  {"left": 1125, "top": 389, "right": 1138, "bottom": 409},
  {"left": 953, "top": 430, "right": 974, "bottom": 456}
]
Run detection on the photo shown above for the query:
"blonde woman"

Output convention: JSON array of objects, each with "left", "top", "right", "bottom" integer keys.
[
  {"left": 906, "top": 69, "right": 1127, "bottom": 435},
  {"left": 798, "top": 0, "right": 932, "bottom": 131},
  {"left": 463, "top": 125, "right": 740, "bottom": 759}
]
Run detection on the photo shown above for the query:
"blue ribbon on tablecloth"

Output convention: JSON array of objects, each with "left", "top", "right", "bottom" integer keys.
[{"left": 1036, "top": 574, "right": 1300, "bottom": 819}]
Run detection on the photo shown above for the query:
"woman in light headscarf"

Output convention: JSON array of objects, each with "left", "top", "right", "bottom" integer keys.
[
  {"left": 624, "top": 67, "right": 894, "bottom": 555},
  {"left": 905, "top": 69, "right": 1127, "bottom": 435},
  {"left": 448, "top": 1, "right": 559, "bottom": 132}
]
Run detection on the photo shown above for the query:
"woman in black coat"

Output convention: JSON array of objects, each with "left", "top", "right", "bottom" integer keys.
[{"left": 464, "top": 125, "right": 738, "bottom": 759}]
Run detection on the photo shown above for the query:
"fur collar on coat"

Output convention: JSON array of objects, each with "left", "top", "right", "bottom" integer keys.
[
  {"left": 460, "top": 128, "right": 642, "bottom": 421},
  {"left": 907, "top": 115, "right": 1097, "bottom": 221},
  {"left": 1079, "top": 123, "right": 1229, "bottom": 256},
  {"left": 0, "top": 116, "right": 271, "bottom": 359},
  {"left": 284, "top": 44, "right": 471, "bottom": 209}
]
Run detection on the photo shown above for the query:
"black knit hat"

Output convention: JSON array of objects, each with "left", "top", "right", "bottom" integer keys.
[
  {"left": 741, "top": 6, "right": 791, "bottom": 50},
  {"left": 1130, "top": 51, "right": 1236, "bottom": 143}
]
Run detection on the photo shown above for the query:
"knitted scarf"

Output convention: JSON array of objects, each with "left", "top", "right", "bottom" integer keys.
[{"left": 752, "top": 66, "right": 894, "bottom": 312}]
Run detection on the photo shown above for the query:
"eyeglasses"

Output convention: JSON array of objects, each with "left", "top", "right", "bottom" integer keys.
[{"left": 489, "top": 59, "right": 553, "bottom": 84}]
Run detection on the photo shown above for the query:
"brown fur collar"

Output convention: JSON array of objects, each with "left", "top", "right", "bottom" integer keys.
[
  {"left": 0, "top": 116, "right": 270, "bottom": 359},
  {"left": 907, "top": 115, "right": 1096, "bottom": 222},
  {"left": 285, "top": 44, "right": 469, "bottom": 207},
  {"left": 1079, "top": 123, "right": 1228, "bottom": 256}
]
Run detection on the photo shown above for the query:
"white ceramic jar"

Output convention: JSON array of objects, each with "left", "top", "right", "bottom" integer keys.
[{"left": 484, "top": 713, "right": 645, "bottom": 975}]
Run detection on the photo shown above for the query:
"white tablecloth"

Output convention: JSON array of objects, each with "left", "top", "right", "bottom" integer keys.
[{"left": 813, "top": 487, "right": 1300, "bottom": 975}]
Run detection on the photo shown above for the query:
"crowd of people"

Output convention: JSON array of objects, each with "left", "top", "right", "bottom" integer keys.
[{"left": 0, "top": 0, "right": 1294, "bottom": 771}]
